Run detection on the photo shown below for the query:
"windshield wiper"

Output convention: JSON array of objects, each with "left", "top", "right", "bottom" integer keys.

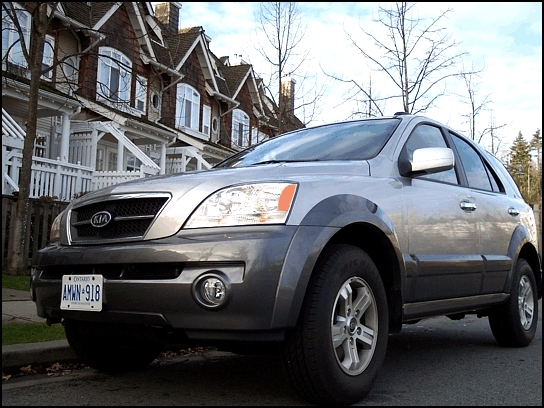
[{"left": 250, "top": 159, "right": 320, "bottom": 166}]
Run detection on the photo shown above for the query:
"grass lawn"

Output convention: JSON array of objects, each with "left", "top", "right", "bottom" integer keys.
[
  {"left": 2, "top": 272, "right": 31, "bottom": 292},
  {"left": 2, "top": 322, "right": 66, "bottom": 346},
  {"left": 2, "top": 271, "right": 66, "bottom": 345}
]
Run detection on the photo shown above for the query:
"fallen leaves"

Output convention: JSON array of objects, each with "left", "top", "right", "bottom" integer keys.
[
  {"left": 2, "top": 346, "right": 217, "bottom": 381},
  {"left": 2, "top": 361, "right": 90, "bottom": 381}
]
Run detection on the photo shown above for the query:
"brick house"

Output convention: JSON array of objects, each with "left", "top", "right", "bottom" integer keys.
[{"left": 2, "top": 2, "right": 303, "bottom": 201}]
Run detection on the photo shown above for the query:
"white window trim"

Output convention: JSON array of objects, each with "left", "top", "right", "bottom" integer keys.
[
  {"left": 42, "top": 34, "right": 55, "bottom": 80},
  {"left": 202, "top": 105, "right": 211, "bottom": 136},
  {"left": 135, "top": 75, "right": 147, "bottom": 113},
  {"left": 2, "top": 6, "right": 31, "bottom": 68},
  {"left": 232, "top": 109, "right": 250, "bottom": 148},
  {"left": 97, "top": 46, "right": 132, "bottom": 106},
  {"left": 175, "top": 83, "right": 200, "bottom": 131}
]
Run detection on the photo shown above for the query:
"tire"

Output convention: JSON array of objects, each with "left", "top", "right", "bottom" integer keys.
[
  {"left": 282, "top": 244, "right": 389, "bottom": 406},
  {"left": 64, "top": 320, "right": 163, "bottom": 372},
  {"left": 488, "top": 258, "right": 538, "bottom": 347}
]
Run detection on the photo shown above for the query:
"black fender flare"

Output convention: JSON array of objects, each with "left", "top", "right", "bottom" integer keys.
[
  {"left": 271, "top": 194, "right": 405, "bottom": 330},
  {"left": 506, "top": 225, "right": 542, "bottom": 299}
]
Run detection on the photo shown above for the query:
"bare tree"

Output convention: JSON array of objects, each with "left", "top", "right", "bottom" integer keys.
[
  {"left": 3, "top": 2, "right": 58, "bottom": 275},
  {"left": 455, "top": 63, "right": 509, "bottom": 153},
  {"left": 485, "top": 113, "right": 508, "bottom": 156},
  {"left": 457, "top": 62, "right": 490, "bottom": 141},
  {"left": 334, "top": 2, "right": 478, "bottom": 115},
  {"left": 252, "top": 2, "right": 324, "bottom": 133}
]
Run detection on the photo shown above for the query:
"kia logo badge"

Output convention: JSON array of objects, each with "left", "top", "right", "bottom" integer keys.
[{"left": 90, "top": 211, "right": 112, "bottom": 228}]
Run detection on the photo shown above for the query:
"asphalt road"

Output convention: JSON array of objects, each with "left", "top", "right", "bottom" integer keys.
[{"left": 2, "top": 300, "right": 542, "bottom": 406}]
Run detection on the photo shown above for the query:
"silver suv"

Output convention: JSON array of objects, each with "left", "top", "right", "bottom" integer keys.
[{"left": 32, "top": 113, "right": 542, "bottom": 406}]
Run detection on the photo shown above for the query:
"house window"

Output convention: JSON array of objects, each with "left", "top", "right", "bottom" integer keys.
[
  {"left": 97, "top": 47, "right": 132, "bottom": 104},
  {"left": 2, "top": 6, "right": 31, "bottom": 68},
  {"left": 96, "top": 148, "right": 105, "bottom": 171},
  {"left": 175, "top": 84, "right": 200, "bottom": 130},
  {"left": 42, "top": 35, "right": 55, "bottom": 80},
  {"left": 33, "top": 132, "right": 48, "bottom": 158},
  {"left": 107, "top": 151, "right": 117, "bottom": 171},
  {"left": 252, "top": 127, "right": 268, "bottom": 144},
  {"left": 62, "top": 56, "right": 78, "bottom": 83},
  {"left": 126, "top": 154, "right": 141, "bottom": 172},
  {"left": 232, "top": 109, "right": 250, "bottom": 147},
  {"left": 135, "top": 75, "right": 147, "bottom": 113},
  {"left": 150, "top": 91, "right": 161, "bottom": 112},
  {"left": 202, "top": 105, "right": 211, "bottom": 136}
]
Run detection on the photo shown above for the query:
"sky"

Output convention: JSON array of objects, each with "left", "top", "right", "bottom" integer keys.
[{"left": 159, "top": 2, "right": 542, "bottom": 156}]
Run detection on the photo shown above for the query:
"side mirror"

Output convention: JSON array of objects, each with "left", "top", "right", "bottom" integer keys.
[{"left": 399, "top": 147, "right": 454, "bottom": 177}]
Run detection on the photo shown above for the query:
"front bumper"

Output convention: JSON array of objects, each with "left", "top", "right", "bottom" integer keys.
[{"left": 31, "top": 225, "right": 337, "bottom": 341}]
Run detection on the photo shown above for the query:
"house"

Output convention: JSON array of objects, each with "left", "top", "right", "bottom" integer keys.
[{"left": 2, "top": 2, "right": 303, "bottom": 201}]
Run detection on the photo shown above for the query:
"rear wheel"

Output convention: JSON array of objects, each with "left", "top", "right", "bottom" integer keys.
[
  {"left": 488, "top": 258, "right": 538, "bottom": 347},
  {"left": 64, "top": 320, "right": 164, "bottom": 372},
  {"left": 282, "top": 244, "right": 389, "bottom": 406}
]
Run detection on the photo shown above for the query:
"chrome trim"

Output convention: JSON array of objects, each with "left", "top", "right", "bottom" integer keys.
[{"left": 67, "top": 193, "right": 172, "bottom": 245}]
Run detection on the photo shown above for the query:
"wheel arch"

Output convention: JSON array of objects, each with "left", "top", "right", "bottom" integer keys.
[
  {"left": 325, "top": 223, "right": 404, "bottom": 333},
  {"left": 507, "top": 225, "right": 542, "bottom": 300},
  {"left": 272, "top": 194, "right": 405, "bottom": 333}
]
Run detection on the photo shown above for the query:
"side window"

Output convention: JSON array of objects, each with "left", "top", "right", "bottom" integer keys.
[
  {"left": 449, "top": 133, "right": 494, "bottom": 191},
  {"left": 402, "top": 124, "right": 458, "bottom": 184}
]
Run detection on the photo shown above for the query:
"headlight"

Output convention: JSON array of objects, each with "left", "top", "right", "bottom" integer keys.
[
  {"left": 49, "top": 211, "right": 63, "bottom": 243},
  {"left": 184, "top": 182, "right": 297, "bottom": 228}
]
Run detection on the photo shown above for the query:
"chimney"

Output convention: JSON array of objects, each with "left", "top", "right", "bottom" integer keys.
[
  {"left": 155, "top": 2, "right": 181, "bottom": 33},
  {"left": 281, "top": 76, "right": 296, "bottom": 117}
]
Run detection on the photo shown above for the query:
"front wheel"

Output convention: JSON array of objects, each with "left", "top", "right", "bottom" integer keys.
[
  {"left": 64, "top": 320, "right": 164, "bottom": 372},
  {"left": 488, "top": 258, "right": 538, "bottom": 347},
  {"left": 282, "top": 244, "right": 389, "bottom": 406}
]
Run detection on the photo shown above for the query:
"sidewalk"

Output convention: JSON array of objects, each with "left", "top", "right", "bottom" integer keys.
[{"left": 2, "top": 288, "right": 77, "bottom": 371}]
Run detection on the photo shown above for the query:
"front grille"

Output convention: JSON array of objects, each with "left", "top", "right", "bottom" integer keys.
[{"left": 70, "top": 195, "right": 170, "bottom": 244}]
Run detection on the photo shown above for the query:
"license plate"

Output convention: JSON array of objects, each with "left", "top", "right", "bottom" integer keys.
[{"left": 60, "top": 275, "right": 103, "bottom": 311}]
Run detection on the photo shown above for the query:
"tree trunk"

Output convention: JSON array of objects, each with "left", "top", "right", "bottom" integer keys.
[{"left": 6, "top": 3, "right": 49, "bottom": 275}]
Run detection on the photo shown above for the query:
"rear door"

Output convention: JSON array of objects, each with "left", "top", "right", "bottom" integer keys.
[{"left": 448, "top": 132, "right": 515, "bottom": 293}]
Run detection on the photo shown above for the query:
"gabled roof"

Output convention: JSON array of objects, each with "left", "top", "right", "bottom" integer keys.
[{"left": 62, "top": 2, "right": 117, "bottom": 28}]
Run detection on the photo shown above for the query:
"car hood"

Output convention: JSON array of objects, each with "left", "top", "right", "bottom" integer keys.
[{"left": 68, "top": 161, "right": 371, "bottom": 240}]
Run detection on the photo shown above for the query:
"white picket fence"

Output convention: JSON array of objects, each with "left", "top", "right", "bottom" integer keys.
[
  {"left": 2, "top": 147, "right": 148, "bottom": 201},
  {"left": 3, "top": 148, "right": 94, "bottom": 201},
  {"left": 92, "top": 168, "right": 146, "bottom": 190}
]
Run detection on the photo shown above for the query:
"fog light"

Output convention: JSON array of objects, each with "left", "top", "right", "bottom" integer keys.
[{"left": 193, "top": 273, "right": 229, "bottom": 309}]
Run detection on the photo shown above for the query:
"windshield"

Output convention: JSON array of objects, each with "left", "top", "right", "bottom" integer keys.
[{"left": 215, "top": 118, "right": 400, "bottom": 168}]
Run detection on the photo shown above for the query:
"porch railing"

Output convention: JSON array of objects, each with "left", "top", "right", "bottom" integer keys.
[{"left": 3, "top": 149, "right": 94, "bottom": 201}]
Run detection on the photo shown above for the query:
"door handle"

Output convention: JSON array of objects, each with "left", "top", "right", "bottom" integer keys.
[
  {"left": 508, "top": 207, "right": 520, "bottom": 216},
  {"left": 460, "top": 201, "right": 477, "bottom": 211}
]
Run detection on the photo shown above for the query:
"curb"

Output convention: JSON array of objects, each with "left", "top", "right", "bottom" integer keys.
[{"left": 2, "top": 340, "right": 77, "bottom": 371}]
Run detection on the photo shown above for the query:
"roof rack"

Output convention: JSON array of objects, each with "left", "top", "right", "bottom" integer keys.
[{"left": 394, "top": 111, "right": 409, "bottom": 115}]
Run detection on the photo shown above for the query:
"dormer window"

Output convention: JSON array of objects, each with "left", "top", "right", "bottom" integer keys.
[
  {"left": 176, "top": 83, "right": 200, "bottom": 131},
  {"left": 97, "top": 47, "right": 132, "bottom": 104}
]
